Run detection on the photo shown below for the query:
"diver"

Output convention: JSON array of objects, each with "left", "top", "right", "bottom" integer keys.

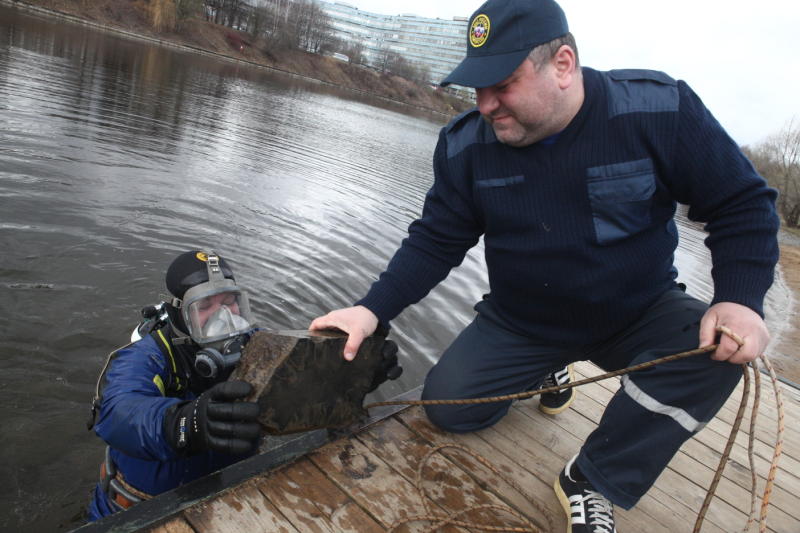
[
  {"left": 86, "top": 250, "right": 262, "bottom": 520},
  {"left": 86, "top": 249, "right": 401, "bottom": 521}
]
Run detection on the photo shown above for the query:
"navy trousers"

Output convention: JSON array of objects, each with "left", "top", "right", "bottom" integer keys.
[{"left": 422, "top": 288, "right": 742, "bottom": 509}]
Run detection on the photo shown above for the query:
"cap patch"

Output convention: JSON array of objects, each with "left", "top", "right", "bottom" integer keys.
[
  {"left": 469, "top": 14, "right": 490, "bottom": 48},
  {"left": 196, "top": 252, "right": 209, "bottom": 262}
]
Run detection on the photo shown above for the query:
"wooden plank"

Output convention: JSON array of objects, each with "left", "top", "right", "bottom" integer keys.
[
  {"left": 508, "top": 399, "right": 728, "bottom": 533},
  {"left": 397, "top": 405, "right": 677, "bottom": 533},
  {"left": 308, "top": 432, "right": 455, "bottom": 532},
  {"left": 255, "top": 468, "right": 337, "bottom": 533},
  {"left": 572, "top": 371, "right": 797, "bottom": 485},
  {"left": 713, "top": 395, "right": 800, "bottom": 460},
  {"left": 557, "top": 381, "right": 800, "bottom": 521},
  {"left": 255, "top": 457, "right": 384, "bottom": 533},
  {"left": 677, "top": 433, "right": 800, "bottom": 520},
  {"left": 131, "top": 366, "right": 795, "bottom": 533},
  {"left": 691, "top": 378, "right": 800, "bottom": 455},
  {"left": 522, "top": 382, "right": 759, "bottom": 532},
  {"left": 396, "top": 406, "right": 565, "bottom": 533},
  {"left": 520, "top": 395, "right": 798, "bottom": 533},
  {"left": 357, "top": 416, "right": 548, "bottom": 531},
  {"left": 183, "top": 481, "right": 299, "bottom": 533},
  {"left": 562, "top": 373, "right": 797, "bottom": 531},
  {"left": 704, "top": 415, "right": 800, "bottom": 475},
  {"left": 147, "top": 518, "right": 196, "bottom": 533},
  {"left": 572, "top": 363, "right": 795, "bottom": 462},
  {"left": 503, "top": 399, "right": 715, "bottom": 533},
  {"left": 572, "top": 370, "right": 800, "bottom": 499},
  {"left": 575, "top": 360, "right": 800, "bottom": 446}
]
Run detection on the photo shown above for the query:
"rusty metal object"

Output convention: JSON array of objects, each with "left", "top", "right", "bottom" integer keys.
[{"left": 229, "top": 330, "right": 383, "bottom": 435}]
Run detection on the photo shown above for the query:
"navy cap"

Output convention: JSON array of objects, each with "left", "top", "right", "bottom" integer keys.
[{"left": 441, "top": 0, "right": 568, "bottom": 88}]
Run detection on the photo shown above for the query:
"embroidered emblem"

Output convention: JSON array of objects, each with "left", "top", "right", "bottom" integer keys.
[{"left": 470, "top": 14, "right": 490, "bottom": 48}]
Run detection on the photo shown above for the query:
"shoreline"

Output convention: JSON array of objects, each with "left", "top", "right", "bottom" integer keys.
[
  {"left": 0, "top": 0, "right": 468, "bottom": 119},
  {"left": 772, "top": 241, "right": 800, "bottom": 385}
]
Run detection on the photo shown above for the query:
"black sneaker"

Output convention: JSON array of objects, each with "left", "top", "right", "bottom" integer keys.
[
  {"left": 554, "top": 455, "right": 617, "bottom": 533},
  {"left": 538, "top": 364, "right": 575, "bottom": 415}
]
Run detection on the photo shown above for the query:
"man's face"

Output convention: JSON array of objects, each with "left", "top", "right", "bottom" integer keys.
[
  {"left": 194, "top": 292, "right": 240, "bottom": 328},
  {"left": 475, "top": 58, "right": 563, "bottom": 147}
]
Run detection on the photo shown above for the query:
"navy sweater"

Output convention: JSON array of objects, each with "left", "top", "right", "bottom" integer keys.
[{"left": 358, "top": 67, "right": 779, "bottom": 345}]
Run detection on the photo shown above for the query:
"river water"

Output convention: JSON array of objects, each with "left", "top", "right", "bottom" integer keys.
[{"left": 0, "top": 5, "right": 792, "bottom": 532}]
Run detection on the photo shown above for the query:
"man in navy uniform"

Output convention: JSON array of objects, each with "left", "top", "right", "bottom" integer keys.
[{"left": 311, "top": 0, "right": 778, "bottom": 530}]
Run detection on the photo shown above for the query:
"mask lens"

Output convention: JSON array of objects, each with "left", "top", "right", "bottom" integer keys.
[
  {"left": 202, "top": 306, "right": 250, "bottom": 338},
  {"left": 184, "top": 288, "right": 254, "bottom": 344}
]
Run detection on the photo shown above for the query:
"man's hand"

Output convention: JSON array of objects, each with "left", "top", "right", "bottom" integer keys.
[
  {"left": 309, "top": 305, "right": 379, "bottom": 361},
  {"left": 699, "top": 302, "right": 770, "bottom": 364}
]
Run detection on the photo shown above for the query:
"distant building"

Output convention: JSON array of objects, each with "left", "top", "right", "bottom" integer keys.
[{"left": 320, "top": 1, "right": 472, "bottom": 99}]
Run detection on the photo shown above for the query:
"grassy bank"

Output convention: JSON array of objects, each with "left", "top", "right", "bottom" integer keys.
[{"left": 5, "top": 0, "right": 473, "bottom": 117}]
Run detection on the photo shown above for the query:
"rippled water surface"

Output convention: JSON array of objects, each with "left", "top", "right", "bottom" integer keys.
[{"left": 0, "top": 6, "right": 791, "bottom": 532}]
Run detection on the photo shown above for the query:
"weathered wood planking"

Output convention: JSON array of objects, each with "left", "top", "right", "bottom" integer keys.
[
  {"left": 356, "top": 416, "right": 549, "bottom": 530},
  {"left": 574, "top": 362, "right": 800, "bottom": 501},
  {"left": 496, "top": 402, "right": 716, "bottom": 531},
  {"left": 559, "top": 374, "right": 796, "bottom": 531},
  {"left": 257, "top": 458, "right": 385, "bottom": 533},
  {"left": 548, "top": 387, "right": 800, "bottom": 527},
  {"left": 137, "top": 363, "right": 798, "bottom": 533},
  {"left": 148, "top": 520, "right": 194, "bottom": 533}
]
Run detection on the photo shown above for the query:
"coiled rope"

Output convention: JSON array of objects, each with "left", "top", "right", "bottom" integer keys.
[{"left": 366, "top": 326, "right": 786, "bottom": 533}]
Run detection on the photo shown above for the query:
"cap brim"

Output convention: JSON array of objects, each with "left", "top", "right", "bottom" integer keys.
[{"left": 440, "top": 48, "right": 531, "bottom": 89}]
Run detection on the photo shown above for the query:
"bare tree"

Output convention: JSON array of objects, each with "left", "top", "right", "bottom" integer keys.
[
  {"left": 285, "top": 0, "right": 332, "bottom": 51},
  {"left": 247, "top": 0, "right": 271, "bottom": 38},
  {"left": 380, "top": 50, "right": 431, "bottom": 84},
  {"left": 252, "top": 0, "right": 332, "bottom": 51},
  {"left": 745, "top": 118, "right": 800, "bottom": 226},
  {"left": 347, "top": 40, "right": 365, "bottom": 65},
  {"left": 300, "top": 1, "right": 333, "bottom": 53},
  {"left": 176, "top": 0, "right": 203, "bottom": 28},
  {"left": 203, "top": 0, "right": 247, "bottom": 28}
]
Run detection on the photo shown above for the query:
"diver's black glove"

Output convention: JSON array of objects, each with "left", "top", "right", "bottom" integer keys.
[
  {"left": 367, "top": 338, "right": 403, "bottom": 393},
  {"left": 164, "top": 380, "right": 261, "bottom": 455}
]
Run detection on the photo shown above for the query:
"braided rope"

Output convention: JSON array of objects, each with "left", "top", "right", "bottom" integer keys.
[
  {"left": 693, "top": 364, "right": 749, "bottom": 533},
  {"left": 757, "top": 354, "right": 785, "bottom": 533},
  {"left": 367, "top": 326, "right": 787, "bottom": 532},
  {"left": 367, "top": 344, "right": 717, "bottom": 408}
]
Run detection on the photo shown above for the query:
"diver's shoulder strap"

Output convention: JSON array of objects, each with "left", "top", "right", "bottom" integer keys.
[{"left": 151, "top": 327, "right": 187, "bottom": 397}]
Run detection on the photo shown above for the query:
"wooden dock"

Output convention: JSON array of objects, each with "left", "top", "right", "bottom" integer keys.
[{"left": 78, "top": 361, "right": 800, "bottom": 533}]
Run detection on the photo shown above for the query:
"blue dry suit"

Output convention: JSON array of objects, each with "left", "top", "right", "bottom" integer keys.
[{"left": 88, "top": 330, "right": 250, "bottom": 521}]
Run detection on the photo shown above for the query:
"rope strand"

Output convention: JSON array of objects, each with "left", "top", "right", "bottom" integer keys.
[{"left": 368, "top": 326, "right": 786, "bottom": 532}]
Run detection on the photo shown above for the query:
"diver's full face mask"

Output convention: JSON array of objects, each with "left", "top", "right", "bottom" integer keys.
[
  {"left": 177, "top": 255, "right": 256, "bottom": 347},
  {"left": 183, "top": 287, "right": 255, "bottom": 345},
  {"left": 172, "top": 253, "right": 256, "bottom": 379}
]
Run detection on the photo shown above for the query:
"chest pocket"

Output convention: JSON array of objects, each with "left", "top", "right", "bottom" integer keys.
[
  {"left": 475, "top": 175, "right": 527, "bottom": 231},
  {"left": 586, "top": 159, "right": 656, "bottom": 245}
]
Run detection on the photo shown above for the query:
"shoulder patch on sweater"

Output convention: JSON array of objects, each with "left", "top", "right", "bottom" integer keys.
[
  {"left": 604, "top": 69, "right": 678, "bottom": 118},
  {"left": 444, "top": 108, "right": 496, "bottom": 159},
  {"left": 445, "top": 108, "right": 480, "bottom": 133}
]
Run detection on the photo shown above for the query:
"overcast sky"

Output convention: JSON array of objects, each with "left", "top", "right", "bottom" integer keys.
[{"left": 340, "top": 0, "right": 799, "bottom": 146}]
